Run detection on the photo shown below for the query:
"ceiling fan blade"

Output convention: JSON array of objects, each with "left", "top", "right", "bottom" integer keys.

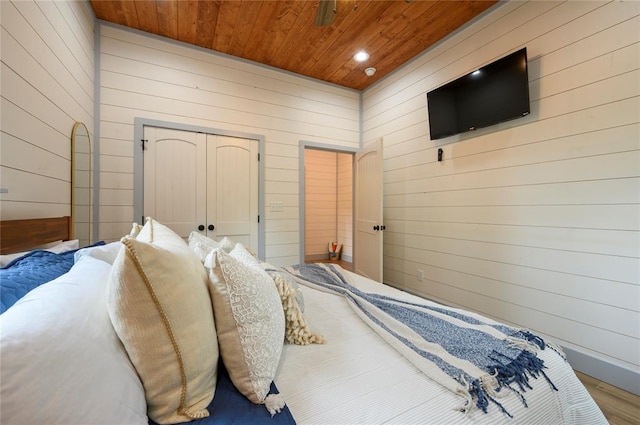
[{"left": 315, "top": 0, "right": 336, "bottom": 26}]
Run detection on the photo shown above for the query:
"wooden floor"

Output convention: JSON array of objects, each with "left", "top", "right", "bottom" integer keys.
[
  {"left": 306, "top": 259, "right": 639, "bottom": 424},
  {"left": 576, "top": 372, "right": 640, "bottom": 425},
  {"left": 307, "top": 258, "right": 354, "bottom": 271}
]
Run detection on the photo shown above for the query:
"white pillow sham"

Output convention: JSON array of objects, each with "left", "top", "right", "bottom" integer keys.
[
  {"left": 0, "top": 239, "right": 79, "bottom": 266},
  {"left": 188, "top": 231, "right": 235, "bottom": 262},
  {"left": 205, "top": 243, "right": 285, "bottom": 406},
  {"left": 74, "top": 240, "right": 122, "bottom": 265},
  {"left": 108, "top": 218, "right": 219, "bottom": 424},
  {"left": 0, "top": 255, "right": 147, "bottom": 424}
]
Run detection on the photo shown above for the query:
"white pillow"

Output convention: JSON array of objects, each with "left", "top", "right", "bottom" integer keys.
[
  {"left": 108, "top": 218, "right": 219, "bottom": 424},
  {"left": 74, "top": 241, "right": 122, "bottom": 265},
  {"left": 0, "top": 251, "right": 29, "bottom": 266},
  {"left": 47, "top": 239, "right": 79, "bottom": 253},
  {"left": 188, "top": 232, "right": 235, "bottom": 262},
  {"left": 0, "top": 255, "right": 147, "bottom": 424},
  {"left": 205, "top": 243, "right": 284, "bottom": 405},
  {"left": 188, "top": 231, "right": 219, "bottom": 262},
  {"left": 0, "top": 239, "right": 79, "bottom": 266}
]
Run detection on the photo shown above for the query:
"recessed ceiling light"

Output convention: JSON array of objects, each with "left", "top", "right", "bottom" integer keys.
[{"left": 353, "top": 51, "right": 369, "bottom": 62}]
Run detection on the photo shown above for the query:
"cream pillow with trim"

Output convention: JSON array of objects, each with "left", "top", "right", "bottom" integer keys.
[
  {"left": 205, "top": 243, "right": 284, "bottom": 407},
  {"left": 129, "top": 222, "right": 143, "bottom": 238},
  {"left": 108, "top": 219, "right": 218, "bottom": 424}
]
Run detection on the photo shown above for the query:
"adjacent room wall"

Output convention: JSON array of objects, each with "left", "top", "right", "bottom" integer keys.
[
  {"left": 0, "top": 0, "right": 95, "bottom": 220},
  {"left": 337, "top": 152, "right": 353, "bottom": 262},
  {"left": 305, "top": 149, "right": 338, "bottom": 260},
  {"left": 304, "top": 149, "right": 353, "bottom": 262},
  {"left": 362, "top": 1, "right": 639, "bottom": 393},
  {"left": 97, "top": 23, "right": 360, "bottom": 265}
]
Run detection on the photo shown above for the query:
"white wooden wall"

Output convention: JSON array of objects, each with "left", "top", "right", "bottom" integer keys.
[
  {"left": 363, "top": 0, "right": 639, "bottom": 390},
  {"left": 0, "top": 0, "right": 94, "bottom": 220},
  {"left": 97, "top": 24, "right": 360, "bottom": 265},
  {"left": 3, "top": 0, "right": 636, "bottom": 392},
  {"left": 305, "top": 149, "right": 337, "bottom": 259}
]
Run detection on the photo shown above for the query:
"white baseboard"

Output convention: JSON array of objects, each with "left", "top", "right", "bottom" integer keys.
[{"left": 563, "top": 346, "right": 639, "bottom": 396}]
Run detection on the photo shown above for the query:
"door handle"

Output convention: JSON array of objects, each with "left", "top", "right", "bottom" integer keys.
[
  {"left": 208, "top": 224, "right": 215, "bottom": 231},
  {"left": 373, "top": 225, "right": 380, "bottom": 231},
  {"left": 380, "top": 225, "right": 386, "bottom": 231},
  {"left": 198, "top": 224, "right": 205, "bottom": 231}
]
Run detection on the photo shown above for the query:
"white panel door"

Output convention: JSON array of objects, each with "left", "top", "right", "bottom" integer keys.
[
  {"left": 207, "top": 135, "right": 259, "bottom": 250},
  {"left": 143, "top": 128, "right": 258, "bottom": 251},
  {"left": 355, "top": 138, "right": 384, "bottom": 282},
  {"left": 143, "top": 127, "right": 207, "bottom": 239}
]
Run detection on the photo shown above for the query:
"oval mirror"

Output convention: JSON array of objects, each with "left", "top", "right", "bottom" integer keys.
[{"left": 71, "top": 122, "right": 92, "bottom": 246}]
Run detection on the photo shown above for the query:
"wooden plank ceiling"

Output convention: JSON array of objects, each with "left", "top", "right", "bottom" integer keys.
[{"left": 90, "top": 0, "right": 497, "bottom": 91}]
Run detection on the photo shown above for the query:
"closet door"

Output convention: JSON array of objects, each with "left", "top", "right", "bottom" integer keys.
[
  {"left": 207, "top": 135, "right": 258, "bottom": 250},
  {"left": 143, "top": 127, "right": 207, "bottom": 239}
]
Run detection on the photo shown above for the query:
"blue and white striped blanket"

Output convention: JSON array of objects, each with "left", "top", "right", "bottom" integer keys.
[{"left": 285, "top": 263, "right": 562, "bottom": 417}]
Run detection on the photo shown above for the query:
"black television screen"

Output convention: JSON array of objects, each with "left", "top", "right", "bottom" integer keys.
[{"left": 427, "top": 48, "right": 530, "bottom": 140}]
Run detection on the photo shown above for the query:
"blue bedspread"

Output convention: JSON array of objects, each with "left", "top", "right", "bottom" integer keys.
[
  {"left": 0, "top": 243, "right": 104, "bottom": 314},
  {"left": 149, "top": 362, "right": 296, "bottom": 425}
]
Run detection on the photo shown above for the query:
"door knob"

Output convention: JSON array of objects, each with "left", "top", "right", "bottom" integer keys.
[
  {"left": 198, "top": 225, "right": 205, "bottom": 231},
  {"left": 373, "top": 225, "right": 380, "bottom": 231},
  {"left": 208, "top": 224, "right": 215, "bottom": 231},
  {"left": 381, "top": 225, "right": 386, "bottom": 231}
]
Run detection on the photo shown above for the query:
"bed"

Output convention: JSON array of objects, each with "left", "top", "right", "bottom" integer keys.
[{"left": 0, "top": 216, "right": 608, "bottom": 425}]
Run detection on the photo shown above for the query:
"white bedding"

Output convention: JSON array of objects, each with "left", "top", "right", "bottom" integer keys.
[
  {"left": 275, "top": 266, "right": 607, "bottom": 425},
  {"left": 0, "top": 242, "right": 606, "bottom": 425},
  {"left": 0, "top": 254, "right": 148, "bottom": 424}
]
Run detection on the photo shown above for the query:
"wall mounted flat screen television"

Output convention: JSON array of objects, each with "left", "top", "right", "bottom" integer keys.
[{"left": 427, "top": 48, "right": 530, "bottom": 140}]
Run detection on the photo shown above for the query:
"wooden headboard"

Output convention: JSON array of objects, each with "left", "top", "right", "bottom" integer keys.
[{"left": 0, "top": 217, "right": 71, "bottom": 255}]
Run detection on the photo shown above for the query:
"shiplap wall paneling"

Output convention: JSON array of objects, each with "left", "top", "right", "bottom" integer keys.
[
  {"left": 362, "top": 0, "right": 640, "bottom": 390},
  {"left": 264, "top": 140, "right": 300, "bottom": 263},
  {"left": 0, "top": 0, "right": 94, "bottom": 220},
  {"left": 337, "top": 152, "right": 353, "bottom": 261},
  {"left": 305, "top": 149, "right": 337, "bottom": 259},
  {"left": 98, "top": 24, "right": 359, "bottom": 264}
]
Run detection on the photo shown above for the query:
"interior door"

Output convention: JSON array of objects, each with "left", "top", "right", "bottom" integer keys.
[
  {"left": 207, "top": 135, "right": 259, "bottom": 250},
  {"left": 142, "top": 128, "right": 258, "bottom": 251},
  {"left": 143, "top": 127, "right": 207, "bottom": 239},
  {"left": 354, "top": 137, "right": 383, "bottom": 282}
]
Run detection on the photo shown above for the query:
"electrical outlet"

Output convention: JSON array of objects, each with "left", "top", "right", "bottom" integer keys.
[{"left": 417, "top": 269, "right": 424, "bottom": 282}]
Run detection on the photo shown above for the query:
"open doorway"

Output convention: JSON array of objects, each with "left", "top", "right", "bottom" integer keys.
[{"left": 302, "top": 147, "right": 354, "bottom": 271}]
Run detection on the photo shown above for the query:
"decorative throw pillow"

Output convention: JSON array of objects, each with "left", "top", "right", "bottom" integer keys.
[
  {"left": 188, "top": 232, "right": 235, "bottom": 262},
  {"left": 107, "top": 218, "right": 219, "bottom": 424},
  {"left": 129, "top": 222, "right": 143, "bottom": 238},
  {"left": 205, "top": 244, "right": 285, "bottom": 408},
  {"left": 261, "top": 262, "right": 305, "bottom": 312},
  {"left": 188, "top": 231, "right": 217, "bottom": 262},
  {"left": 270, "top": 271, "right": 324, "bottom": 346},
  {"left": 217, "top": 237, "right": 235, "bottom": 253}
]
